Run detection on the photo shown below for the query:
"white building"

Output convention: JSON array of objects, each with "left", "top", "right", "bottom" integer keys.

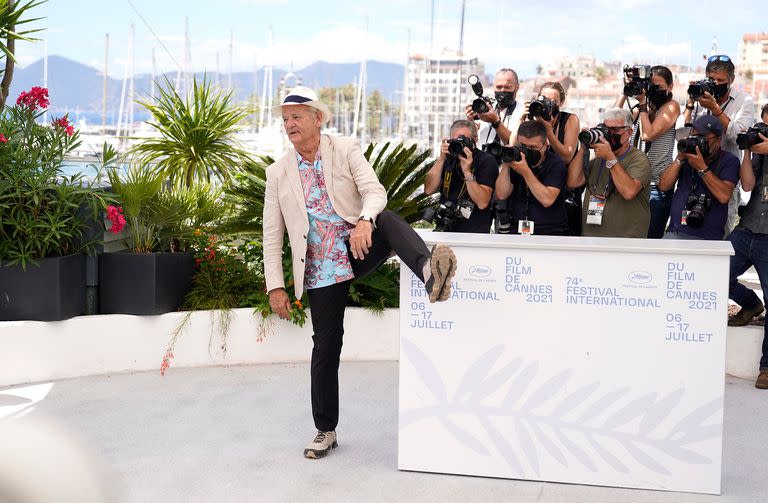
[
  {"left": 739, "top": 33, "right": 768, "bottom": 81},
  {"left": 542, "top": 55, "right": 598, "bottom": 80},
  {"left": 402, "top": 50, "right": 488, "bottom": 148}
]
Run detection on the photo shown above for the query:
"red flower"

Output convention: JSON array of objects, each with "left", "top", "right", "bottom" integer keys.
[
  {"left": 0, "top": 133, "right": 7, "bottom": 144},
  {"left": 16, "top": 86, "right": 49, "bottom": 111},
  {"left": 52, "top": 115, "right": 75, "bottom": 136},
  {"left": 106, "top": 205, "right": 126, "bottom": 233}
]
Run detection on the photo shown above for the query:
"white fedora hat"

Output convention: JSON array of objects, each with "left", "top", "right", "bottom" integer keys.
[{"left": 272, "top": 86, "right": 332, "bottom": 124}]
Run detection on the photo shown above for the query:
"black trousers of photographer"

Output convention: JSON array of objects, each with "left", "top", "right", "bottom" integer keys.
[{"left": 306, "top": 210, "right": 430, "bottom": 432}]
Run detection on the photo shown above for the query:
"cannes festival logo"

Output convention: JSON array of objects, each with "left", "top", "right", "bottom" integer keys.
[
  {"left": 628, "top": 271, "right": 653, "bottom": 284},
  {"left": 469, "top": 264, "right": 492, "bottom": 278}
]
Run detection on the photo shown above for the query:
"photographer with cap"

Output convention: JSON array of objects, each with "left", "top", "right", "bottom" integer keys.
[
  {"left": 495, "top": 120, "right": 569, "bottom": 236},
  {"left": 684, "top": 54, "right": 756, "bottom": 234},
  {"left": 727, "top": 103, "right": 768, "bottom": 389},
  {"left": 465, "top": 68, "right": 525, "bottom": 148},
  {"left": 616, "top": 65, "right": 681, "bottom": 238},
  {"left": 264, "top": 86, "right": 458, "bottom": 459},
  {"left": 658, "top": 115, "right": 739, "bottom": 240},
  {"left": 424, "top": 119, "right": 498, "bottom": 233},
  {"left": 569, "top": 108, "right": 651, "bottom": 238}
]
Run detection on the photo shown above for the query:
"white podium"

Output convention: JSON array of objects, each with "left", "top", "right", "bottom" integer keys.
[{"left": 398, "top": 232, "right": 733, "bottom": 494}]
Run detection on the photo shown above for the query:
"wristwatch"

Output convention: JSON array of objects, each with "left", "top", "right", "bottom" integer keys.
[
  {"left": 605, "top": 159, "right": 619, "bottom": 169},
  {"left": 697, "top": 168, "right": 710, "bottom": 178},
  {"left": 491, "top": 120, "right": 501, "bottom": 129},
  {"left": 358, "top": 215, "right": 374, "bottom": 224},
  {"left": 464, "top": 173, "right": 476, "bottom": 182}
]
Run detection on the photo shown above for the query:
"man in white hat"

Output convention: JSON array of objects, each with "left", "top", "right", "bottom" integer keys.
[{"left": 263, "top": 86, "right": 457, "bottom": 459}]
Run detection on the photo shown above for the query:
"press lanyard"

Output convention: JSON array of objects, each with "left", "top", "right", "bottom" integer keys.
[{"left": 589, "top": 145, "right": 631, "bottom": 199}]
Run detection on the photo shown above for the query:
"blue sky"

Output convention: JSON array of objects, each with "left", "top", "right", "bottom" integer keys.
[{"left": 15, "top": 0, "right": 767, "bottom": 79}]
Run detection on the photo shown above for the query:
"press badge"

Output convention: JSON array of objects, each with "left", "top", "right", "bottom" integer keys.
[
  {"left": 762, "top": 186, "right": 768, "bottom": 203},
  {"left": 586, "top": 196, "right": 605, "bottom": 225},
  {"left": 518, "top": 220, "right": 534, "bottom": 235},
  {"left": 460, "top": 205, "right": 473, "bottom": 219},
  {"left": 681, "top": 210, "right": 690, "bottom": 226}
]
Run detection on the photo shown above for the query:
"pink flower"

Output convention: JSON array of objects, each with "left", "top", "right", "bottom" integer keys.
[
  {"left": 16, "top": 86, "right": 49, "bottom": 111},
  {"left": 0, "top": 133, "right": 7, "bottom": 144},
  {"left": 106, "top": 205, "right": 126, "bottom": 233},
  {"left": 52, "top": 115, "right": 75, "bottom": 136}
]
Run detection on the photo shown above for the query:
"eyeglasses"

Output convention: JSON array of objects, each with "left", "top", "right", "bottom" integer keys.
[{"left": 708, "top": 55, "right": 731, "bottom": 63}]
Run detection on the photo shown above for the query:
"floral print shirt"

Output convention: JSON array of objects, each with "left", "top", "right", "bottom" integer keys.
[{"left": 297, "top": 152, "right": 355, "bottom": 290}]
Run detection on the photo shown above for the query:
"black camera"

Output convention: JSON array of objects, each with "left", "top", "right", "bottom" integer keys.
[
  {"left": 578, "top": 123, "right": 610, "bottom": 146},
  {"left": 422, "top": 199, "right": 475, "bottom": 232},
  {"left": 622, "top": 65, "right": 652, "bottom": 97},
  {"left": 736, "top": 122, "right": 768, "bottom": 150},
  {"left": 493, "top": 198, "right": 512, "bottom": 234},
  {"left": 447, "top": 135, "right": 474, "bottom": 158},
  {"left": 687, "top": 78, "right": 717, "bottom": 100},
  {"left": 685, "top": 192, "right": 711, "bottom": 228},
  {"left": 677, "top": 136, "right": 711, "bottom": 158},
  {"left": 528, "top": 96, "right": 559, "bottom": 121},
  {"left": 468, "top": 74, "right": 494, "bottom": 114},
  {"left": 483, "top": 142, "right": 524, "bottom": 163}
]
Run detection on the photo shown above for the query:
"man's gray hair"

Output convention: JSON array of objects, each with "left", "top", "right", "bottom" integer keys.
[
  {"left": 450, "top": 119, "right": 478, "bottom": 139},
  {"left": 602, "top": 107, "right": 633, "bottom": 127},
  {"left": 496, "top": 68, "right": 519, "bottom": 85}
]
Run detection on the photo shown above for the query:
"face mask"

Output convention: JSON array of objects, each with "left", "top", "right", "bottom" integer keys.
[
  {"left": 609, "top": 133, "right": 624, "bottom": 151},
  {"left": 647, "top": 84, "right": 671, "bottom": 108},
  {"left": 713, "top": 82, "right": 729, "bottom": 100},
  {"left": 524, "top": 146, "right": 542, "bottom": 167},
  {"left": 495, "top": 91, "right": 516, "bottom": 109}
]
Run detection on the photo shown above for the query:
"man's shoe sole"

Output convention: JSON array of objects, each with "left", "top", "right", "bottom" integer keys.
[
  {"left": 729, "top": 302, "right": 764, "bottom": 326},
  {"left": 303, "top": 441, "right": 338, "bottom": 459},
  {"left": 429, "top": 245, "right": 457, "bottom": 303}
]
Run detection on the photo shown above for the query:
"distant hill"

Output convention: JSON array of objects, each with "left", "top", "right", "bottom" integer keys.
[{"left": 8, "top": 56, "right": 405, "bottom": 126}]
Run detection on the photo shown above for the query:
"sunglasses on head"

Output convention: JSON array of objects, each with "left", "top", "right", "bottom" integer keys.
[{"left": 708, "top": 55, "right": 731, "bottom": 63}]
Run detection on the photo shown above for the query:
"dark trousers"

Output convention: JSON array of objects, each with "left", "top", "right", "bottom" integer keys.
[
  {"left": 728, "top": 227, "right": 768, "bottom": 370},
  {"left": 306, "top": 210, "right": 431, "bottom": 431},
  {"left": 648, "top": 186, "right": 674, "bottom": 239}
]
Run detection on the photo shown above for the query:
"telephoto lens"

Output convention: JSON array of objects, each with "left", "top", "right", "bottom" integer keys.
[
  {"left": 736, "top": 123, "right": 768, "bottom": 150},
  {"left": 687, "top": 79, "right": 716, "bottom": 100},
  {"left": 677, "top": 136, "right": 710, "bottom": 158},
  {"left": 578, "top": 124, "right": 609, "bottom": 145}
]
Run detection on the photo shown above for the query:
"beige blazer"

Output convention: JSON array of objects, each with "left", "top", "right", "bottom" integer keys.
[{"left": 262, "top": 134, "right": 387, "bottom": 299}]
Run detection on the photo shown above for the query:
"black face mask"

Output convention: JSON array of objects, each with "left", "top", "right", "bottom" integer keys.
[
  {"left": 608, "top": 133, "right": 624, "bottom": 151},
  {"left": 495, "top": 91, "right": 516, "bottom": 109},
  {"left": 713, "top": 82, "right": 729, "bottom": 100},
  {"left": 647, "top": 84, "right": 671, "bottom": 108},
  {"left": 524, "top": 146, "right": 542, "bottom": 167}
]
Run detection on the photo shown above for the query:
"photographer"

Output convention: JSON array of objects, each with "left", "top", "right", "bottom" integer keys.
[
  {"left": 727, "top": 103, "right": 768, "bottom": 389},
  {"left": 528, "top": 82, "right": 582, "bottom": 235},
  {"left": 424, "top": 119, "right": 498, "bottom": 233},
  {"left": 465, "top": 68, "right": 525, "bottom": 148},
  {"left": 495, "top": 120, "right": 569, "bottom": 235},
  {"left": 658, "top": 116, "right": 739, "bottom": 240},
  {"left": 569, "top": 108, "right": 651, "bottom": 238},
  {"left": 684, "top": 54, "right": 756, "bottom": 235},
  {"left": 616, "top": 65, "right": 681, "bottom": 238}
]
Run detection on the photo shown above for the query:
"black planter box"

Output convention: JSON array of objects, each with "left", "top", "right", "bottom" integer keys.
[
  {"left": 0, "top": 254, "right": 86, "bottom": 321},
  {"left": 99, "top": 252, "right": 194, "bottom": 315}
]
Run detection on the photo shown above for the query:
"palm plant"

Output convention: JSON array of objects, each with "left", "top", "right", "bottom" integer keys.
[
  {"left": 106, "top": 163, "right": 230, "bottom": 253},
  {"left": 364, "top": 142, "right": 437, "bottom": 223},
  {"left": 131, "top": 75, "right": 254, "bottom": 188},
  {"left": 0, "top": 0, "right": 45, "bottom": 108}
]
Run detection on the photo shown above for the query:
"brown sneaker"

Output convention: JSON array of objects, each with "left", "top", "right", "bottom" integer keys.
[
  {"left": 757, "top": 370, "right": 768, "bottom": 390},
  {"left": 425, "top": 244, "right": 457, "bottom": 303},
  {"left": 303, "top": 430, "right": 337, "bottom": 459},
  {"left": 728, "top": 299, "right": 764, "bottom": 327}
]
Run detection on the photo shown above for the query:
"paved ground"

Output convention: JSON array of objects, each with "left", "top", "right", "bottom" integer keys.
[{"left": 1, "top": 363, "right": 766, "bottom": 503}]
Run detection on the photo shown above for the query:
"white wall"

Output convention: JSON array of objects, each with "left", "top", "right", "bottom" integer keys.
[{"left": 0, "top": 308, "right": 761, "bottom": 387}]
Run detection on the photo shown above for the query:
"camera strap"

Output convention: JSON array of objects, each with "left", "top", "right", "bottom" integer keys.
[
  {"left": 484, "top": 103, "right": 516, "bottom": 146},
  {"left": 442, "top": 158, "right": 469, "bottom": 201}
]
